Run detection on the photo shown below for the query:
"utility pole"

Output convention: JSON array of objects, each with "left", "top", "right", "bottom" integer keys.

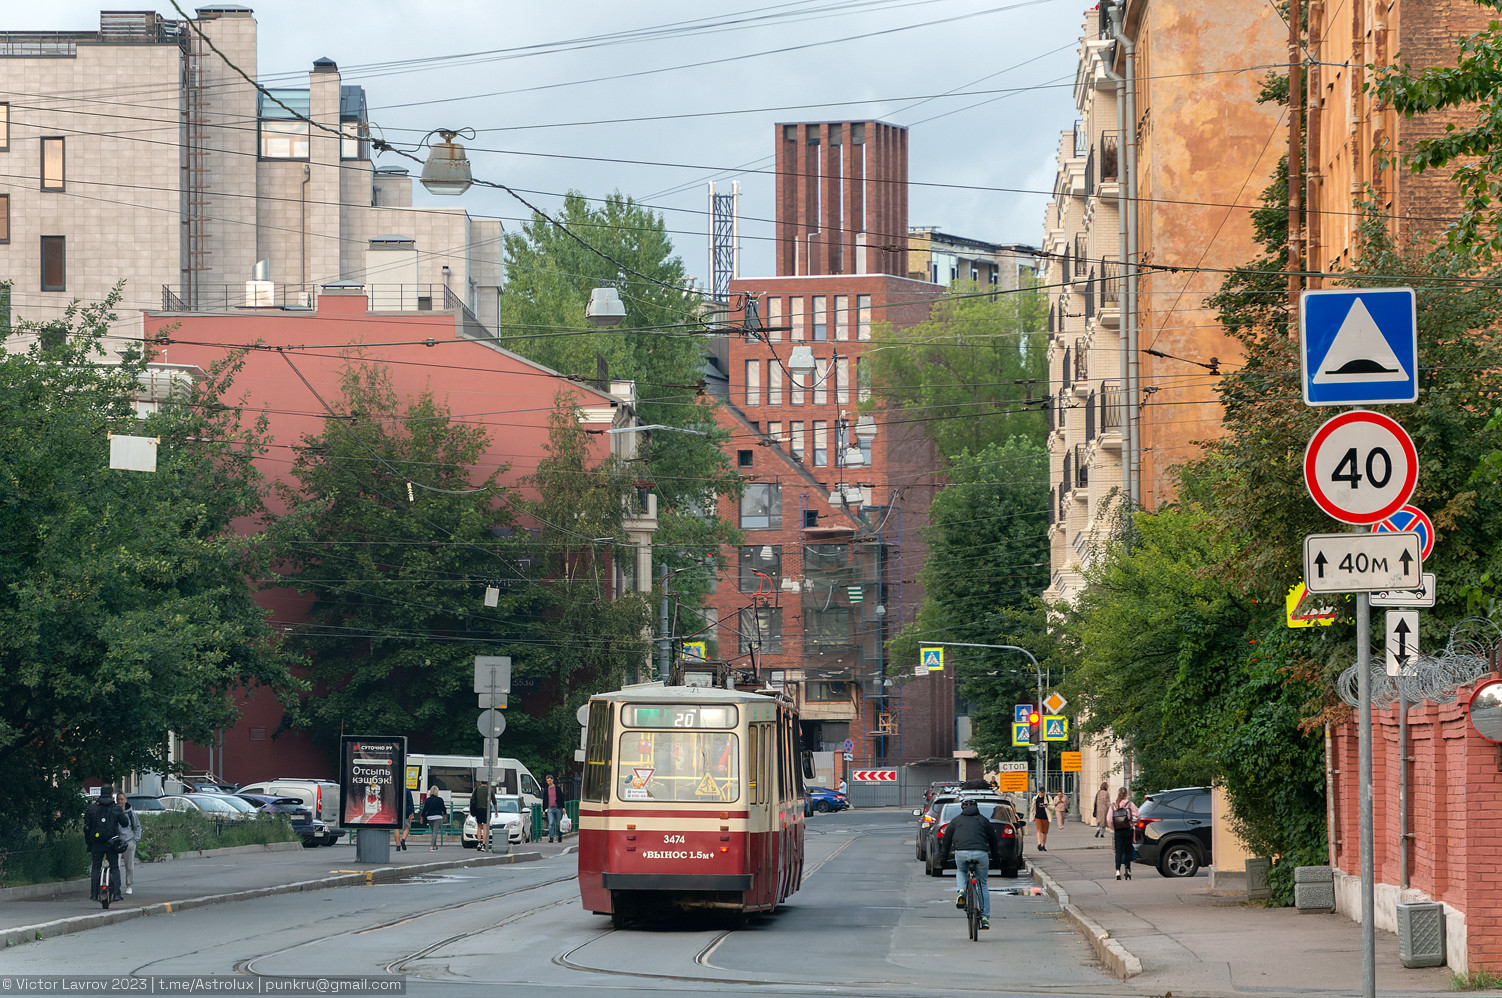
[{"left": 1288, "top": 0, "right": 1304, "bottom": 312}]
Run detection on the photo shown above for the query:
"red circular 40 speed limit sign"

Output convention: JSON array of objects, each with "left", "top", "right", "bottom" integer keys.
[{"left": 1304, "top": 411, "right": 1418, "bottom": 524}]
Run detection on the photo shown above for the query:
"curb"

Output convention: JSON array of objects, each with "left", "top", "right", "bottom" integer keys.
[
  {"left": 0, "top": 850, "right": 541, "bottom": 950},
  {"left": 1032, "top": 864, "right": 1142, "bottom": 980},
  {"left": 0, "top": 841, "right": 306, "bottom": 903}
]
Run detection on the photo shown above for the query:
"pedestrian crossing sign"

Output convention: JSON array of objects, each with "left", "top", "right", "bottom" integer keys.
[
  {"left": 920, "top": 647, "right": 943, "bottom": 672},
  {"left": 1042, "top": 716, "right": 1068, "bottom": 742},
  {"left": 1011, "top": 722, "right": 1031, "bottom": 747}
]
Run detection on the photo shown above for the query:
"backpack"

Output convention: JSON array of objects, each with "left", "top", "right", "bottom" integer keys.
[
  {"left": 1111, "top": 805, "right": 1132, "bottom": 830},
  {"left": 87, "top": 803, "right": 117, "bottom": 845}
]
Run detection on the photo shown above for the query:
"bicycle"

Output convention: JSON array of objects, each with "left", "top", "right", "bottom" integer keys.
[{"left": 961, "top": 856, "right": 983, "bottom": 941}]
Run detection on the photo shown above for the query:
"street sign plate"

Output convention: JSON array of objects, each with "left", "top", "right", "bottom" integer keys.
[
  {"left": 842, "top": 739, "right": 855, "bottom": 752},
  {"left": 996, "top": 762, "right": 1028, "bottom": 772},
  {"left": 1303, "top": 532, "right": 1422, "bottom": 593},
  {"left": 1370, "top": 572, "right": 1437, "bottom": 608},
  {"left": 1285, "top": 581, "right": 1337, "bottom": 627},
  {"left": 1042, "top": 716, "right": 1068, "bottom": 742},
  {"left": 1043, "top": 692, "right": 1067, "bottom": 714},
  {"left": 1011, "top": 722, "right": 1031, "bottom": 747},
  {"left": 478, "top": 694, "right": 507, "bottom": 709},
  {"left": 1061, "top": 751, "right": 1082, "bottom": 773},
  {"left": 1372, "top": 505, "right": 1435, "bottom": 560},
  {"left": 1300, "top": 287, "right": 1418, "bottom": 406},
  {"left": 1014, "top": 704, "right": 1031, "bottom": 724},
  {"left": 1304, "top": 411, "right": 1418, "bottom": 524},
  {"left": 852, "top": 769, "right": 896, "bottom": 782},
  {"left": 474, "top": 656, "right": 512, "bottom": 695},
  {"left": 477, "top": 708, "right": 506, "bottom": 738},
  {"left": 920, "top": 647, "right": 943, "bottom": 672},
  {"left": 1385, "top": 609, "right": 1420, "bottom": 677},
  {"left": 995, "top": 770, "right": 1028, "bottom": 792}
]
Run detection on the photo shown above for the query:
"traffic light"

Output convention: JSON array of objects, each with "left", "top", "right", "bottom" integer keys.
[{"left": 1028, "top": 708, "right": 1041, "bottom": 747}]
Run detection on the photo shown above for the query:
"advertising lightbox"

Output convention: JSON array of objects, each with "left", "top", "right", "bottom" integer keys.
[{"left": 339, "top": 735, "right": 406, "bottom": 830}]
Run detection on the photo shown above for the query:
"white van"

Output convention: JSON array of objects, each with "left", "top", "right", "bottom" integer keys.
[{"left": 406, "top": 754, "right": 543, "bottom": 813}]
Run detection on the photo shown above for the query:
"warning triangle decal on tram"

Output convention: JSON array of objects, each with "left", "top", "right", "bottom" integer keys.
[{"left": 695, "top": 774, "right": 720, "bottom": 796}]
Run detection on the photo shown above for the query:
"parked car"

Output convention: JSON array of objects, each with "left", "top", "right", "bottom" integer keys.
[
  {"left": 126, "top": 795, "right": 166, "bottom": 814},
  {"left": 461, "top": 794, "right": 530, "bottom": 848},
  {"left": 1135, "top": 786, "right": 1213, "bottom": 878},
  {"left": 924, "top": 781, "right": 962, "bottom": 806},
  {"left": 924, "top": 797, "right": 1024, "bottom": 878},
  {"left": 158, "top": 794, "right": 251, "bottom": 820},
  {"left": 235, "top": 792, "right": 332, "bottom": 847},
  {"left": 804, "top": 787, "right": 850, "bottom": 814},
  {"left": 237, "top": 779, "right": 343, "bottom": 832}
]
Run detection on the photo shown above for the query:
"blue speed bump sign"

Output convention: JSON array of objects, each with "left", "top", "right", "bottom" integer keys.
[
  {"left": 1042, "top": 716, "right": 1068, "bottom": 742},
  {"left": 1300, "top": 287, "right": 1417, "bottom": 406},
  {"left": 1011, "top": 722, "right": 1031, "bottom": 747}
]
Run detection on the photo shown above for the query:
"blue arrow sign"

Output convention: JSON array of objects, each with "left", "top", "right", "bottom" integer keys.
[{"left": 1300, "top": 288, "right": 1417, "bottom": 406}]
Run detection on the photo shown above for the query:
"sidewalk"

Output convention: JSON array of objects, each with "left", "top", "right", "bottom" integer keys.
[
  {"left": 1029, "top": 817, "right": 1455, "bottom": 995},
  {"left": 0, "top": 835, "right": 575, "bottom": 951}
]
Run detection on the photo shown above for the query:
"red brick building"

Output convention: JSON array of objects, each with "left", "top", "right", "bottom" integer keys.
[
  {"left": 701, "top": 120, "right": 952, "bottom": 772},
  {"left": 140, "top": 287, "right": 646, "bottom": 784}
]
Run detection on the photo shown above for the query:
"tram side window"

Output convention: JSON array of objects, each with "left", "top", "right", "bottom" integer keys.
[
  {"left": 582, "top": 700, "right": 613, "bottom": 802},
  {"left": 748, "top": 725, "right": 761, "bottom": 804},
  {"left": 616, "top": 730, "right": 741, "bottom": 803}
]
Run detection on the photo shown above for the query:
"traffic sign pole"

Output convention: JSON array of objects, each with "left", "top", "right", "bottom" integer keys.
[{"left": 1358, "top": 590, "right": 1375, "bottom": 998}]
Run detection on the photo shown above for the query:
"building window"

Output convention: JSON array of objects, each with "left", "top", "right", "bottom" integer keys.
[
  {"left": 259, "top": 89, "right": 310, "bottom": 159},
  {"left": 0, "top": 194, "right": 9, "bottom": 244},
  {"left": 834, "top": 295, "right": 849, "bottom": 341},
  {"left": 790, "top": 421, "right": 805, "bottom": 462},
  {"left": 739, "top": 606, "right": 782, "bottom": 656},
  {"left": 40, "top": 236, "right": 65, "bottom": 291},
  {"left": 856, "top": 356, "right": 872, "bottom": 402},
  {"left": 738, "top": 449, "right": 754, "bottom": 468},
  {"left": 768, "top": 363, "right": 783, "bottom": 406},
  {"left": 740, "top": 484, "right": 782, "bottom": 529},
  {"left": 804, "top": 606, "right": 852, "bottom": 654},
  {"left": 812, "top": 295, "right": 827, "bottom": 341},
  {"left": 836, "top": 357, "right": 849, "bottom": 405},
  {"left": 739, "top": 545, "right": 782, "bottom": 592},
  {"left": 790, "top": 297, "right": 805, "bottom": 341},
  {"left": 41, "top": 137, "right": 64, "bottom": 191},
  {"left": 768, "top": 421, "right": 782, "bottom": 447},
  {"left": 0, "top": 103, "right": 9, "bottom": 151},
  {"left": 813, "top": 420, "right": 828, "bottom": 467},
  {"left": 745, "top": 359, "right": 761, "bottom": 406},
  {"left": 791, "top": 366, "right": 806, "bottom": 406},
  {"left": 813, "top": 358, "right": 828, "bottom": 406},
  {"left": 765, "top": 297, "right": 783, "bottom": 342},
  {"left": 857, "top": 295, "right": 872, "bottom": 341},
  {"left": 340, "top": 120, "right": 368, "bottom": 160}
]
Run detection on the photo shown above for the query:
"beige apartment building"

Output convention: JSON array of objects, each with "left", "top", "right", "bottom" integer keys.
[
  {"left": 0, "top": 7, "right": 499, "bottom": 339},
  {"left": 1043, "top": 1, "right": 1285, "bottom": 794}
]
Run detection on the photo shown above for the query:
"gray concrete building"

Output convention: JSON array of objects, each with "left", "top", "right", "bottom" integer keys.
[{"left": 0, "top": 7, "right": 500, "bottom": 338}]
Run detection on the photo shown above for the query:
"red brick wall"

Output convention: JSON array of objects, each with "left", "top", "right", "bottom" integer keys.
[{"left": 1331, "top": 676, "right": 1502, "bottom": 969}]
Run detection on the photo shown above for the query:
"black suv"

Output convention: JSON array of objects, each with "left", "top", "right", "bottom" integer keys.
[{"left": 1134, "top": 786, "right": 1212, "bottom": 878}]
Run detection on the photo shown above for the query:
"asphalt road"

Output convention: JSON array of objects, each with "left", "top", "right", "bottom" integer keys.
[{"left": 0, "top": 810, "right": 1107, "bottom": 996}]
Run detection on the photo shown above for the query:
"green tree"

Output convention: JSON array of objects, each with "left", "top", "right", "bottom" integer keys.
[
  {"left": 499, "top": 190, "right": 740, "bottom": 603},
  {"left": 0, "top": 288, "right": 295, "bottom": 831},
  {"left": 273, "top": 362, "right": 538, "bottom": 759},
  {"left": 865, "top": 280, "right": 1048, "bottom": 455},
  {"left": 1371, "top": 3, "right": 1502, "bottom": 262}
]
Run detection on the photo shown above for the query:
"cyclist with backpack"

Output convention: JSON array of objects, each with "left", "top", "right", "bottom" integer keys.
[
  {"left": 83, "top": 785, "right": 127, "bottom": 903},
  {"left": 941, "top": 798, "right": 1002, "bottom": 931},
  {"left": 1109, "top": 787, "right": 1140, "bottom": 880}
]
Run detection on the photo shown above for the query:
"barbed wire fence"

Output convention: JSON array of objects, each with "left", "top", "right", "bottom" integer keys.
[{"left": 1336, "top": 616, "right": 1501, "bottom": 709}]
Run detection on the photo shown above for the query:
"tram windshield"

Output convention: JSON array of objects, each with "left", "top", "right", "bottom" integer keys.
[{"left": 616, "top": 730, "right": 740, "bottom": 803}]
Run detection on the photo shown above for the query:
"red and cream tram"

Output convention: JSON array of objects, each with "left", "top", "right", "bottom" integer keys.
[{"left": 577, "top": 684, "right": 808, "bottom": 924}]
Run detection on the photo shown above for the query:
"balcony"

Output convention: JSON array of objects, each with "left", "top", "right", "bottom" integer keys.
[
  {"left": 1074, "top": 443, "right": 1090, "bottom": 489},
  {"left": 1099, "top": 131, "right": 1119, "bottom": 183},
  {"left": 1074, "top": 234, "right": 1088, "bottom": 278},
  {"left": 1100, "top": 381, "right": 1125, "bottom": 445},
  {"left": 1073, "top": 337, "right": 1088, "bottom": 383}
]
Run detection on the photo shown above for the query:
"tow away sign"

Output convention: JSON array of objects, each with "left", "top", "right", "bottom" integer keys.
[{"left": 1303, "top": 532, "right": 1422, "bottom": 593}]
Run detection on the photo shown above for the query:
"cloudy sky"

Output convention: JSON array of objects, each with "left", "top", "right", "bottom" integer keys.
[{"left": 36, "top": 0, "right": 1087, "bottom": 283}]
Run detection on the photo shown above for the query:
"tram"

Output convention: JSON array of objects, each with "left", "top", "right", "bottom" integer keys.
[{"left": 577, "top": 683, "right": 810, "bottom": 924}]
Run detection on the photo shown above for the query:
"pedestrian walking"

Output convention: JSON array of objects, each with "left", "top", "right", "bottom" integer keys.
[
  {"left": 1052, "top": 790, "right": 1068, "bottom": 827},
  {"left": 1033, "top": 788, "right": 1051, "bottom": 851},
  {"left": 115, "top": 792, "right": 141, "bottom": 895},
  {"left": 1108, "top": 787, "right": 1140, "bottom": 880},
  {"left": 838, "top": 777, "right": 848, "bottom": 797},
  {"left": 83, "top": 785, "right": 126, "bottom": 903},
  {"left": 471, "top": 780, "right": 492, "bottom": 852},
  {"left": 544, "top": 775, "right": 563, "bottom": 843},
  {"left": 422, "top": 786, "right": 446, "bottom": 850},
  {"left": 1092, "top": 781, "right": 1111, "bottom": 838},
  {"left": 395, "top": 787, "right": 415, "bottom": 851}
]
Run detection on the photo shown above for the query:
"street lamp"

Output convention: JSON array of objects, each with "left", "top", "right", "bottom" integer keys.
[
  {"left": 586, "top": 287, "right": 627, "bottom": 327},
  {"left": 419, "top": 129, "right": 473, "bottom": 196}
]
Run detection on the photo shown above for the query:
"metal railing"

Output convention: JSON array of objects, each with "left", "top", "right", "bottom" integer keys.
[
  {"left": 1073, "top": 338, "right": 1088, "bottom": 382},
  {"left": 1085, "top": 389, "right": 1096, "bottom": 442},
  {"left": 1075, "top": 443, "right": 1090, "bottom": 488},
  {"left": 1100, "top": 260, "right": 1121, "bottom": 308},
  {"left": 1062, "top": 449, "right": 1073, "bottom": 498},
  {"left": 1074, "top": 234, "right": 1088, "bottom": 277},
  {"left": 1101, "top": 381, "right": 1125, "bottom": 432},
  {"left": 1100, "top": 131, "right": 1119, "bottom": 182}
]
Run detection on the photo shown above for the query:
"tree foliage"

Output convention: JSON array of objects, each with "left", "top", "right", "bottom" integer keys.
[
  {"left": 1371, "top": 3, "right": 1502, "bottom": 261},
  {"left": 865, "top": 280, "right": 1048, "bottom": 456},
  {"left": 273, "top": 367, "right": 651, "bottom": 775},
  {"left": 0, "top": 288, "right": 295, "bottom": 830}
]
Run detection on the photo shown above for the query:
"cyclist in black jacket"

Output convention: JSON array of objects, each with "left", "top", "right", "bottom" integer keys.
[{"left": 942, "top": 799, "right": 1002, "bottom": 929}]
